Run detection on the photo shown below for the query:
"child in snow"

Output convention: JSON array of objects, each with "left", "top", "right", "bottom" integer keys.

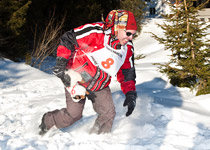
[{"left": 39, "top": 9, "right": 137, "bottom": 135}]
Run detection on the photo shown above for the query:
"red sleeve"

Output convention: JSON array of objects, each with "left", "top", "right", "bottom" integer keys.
[
  {"left": 117, "top": 44, "right": 136, "bottom": 94},
  {"left": 57, "top": 45, "right": 72, "bottom": 59},
  {"left": 74, "top": 23, "right": 104, "bottom": 52},
  {"left": 56, "top": 29, "right": 78, "bottom": 59},
  {"left": 56, "top": 22, "right": 104, "bottom": 62}
]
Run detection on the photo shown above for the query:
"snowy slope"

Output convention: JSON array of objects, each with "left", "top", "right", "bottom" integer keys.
[{"left": 1, "top": 18, "right": 210, "bottom": 150}]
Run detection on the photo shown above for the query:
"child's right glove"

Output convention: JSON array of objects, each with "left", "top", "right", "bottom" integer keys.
[{"left": 53, "top": 57, "right": 71, "bottom": 87}]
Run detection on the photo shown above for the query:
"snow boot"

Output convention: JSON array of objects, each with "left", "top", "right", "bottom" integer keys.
[{"left": 39, "top": 114, "right": 49, "bottom": 135}]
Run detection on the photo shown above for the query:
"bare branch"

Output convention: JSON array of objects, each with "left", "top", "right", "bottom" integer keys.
[{"left": 31, "top": 10, "right": 66, "bottom": 68}]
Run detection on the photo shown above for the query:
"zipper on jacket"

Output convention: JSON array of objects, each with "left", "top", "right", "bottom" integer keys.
[{"left": 74, "top": 62, "right": 88, "bottom": 71}]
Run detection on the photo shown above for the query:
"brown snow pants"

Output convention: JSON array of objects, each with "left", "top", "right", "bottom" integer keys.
[{"left": 43, "top": 86, "right": 116, "bottom": 134}]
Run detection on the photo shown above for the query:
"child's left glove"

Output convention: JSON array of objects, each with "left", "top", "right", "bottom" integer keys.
[{"left": 123, "top": 91, "right": 137, "bottom": 117}]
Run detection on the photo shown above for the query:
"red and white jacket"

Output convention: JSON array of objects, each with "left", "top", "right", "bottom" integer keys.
[{"left": 56, "top": 22, "right": 136, "bottom": 94}]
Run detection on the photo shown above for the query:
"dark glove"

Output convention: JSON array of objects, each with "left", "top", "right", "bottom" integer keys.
[
  {"left": 53, "top": 57, "right": 71, "bottom": 87},
  {"left": 123, "top": 91, "right": 137, "bottom": 117}
]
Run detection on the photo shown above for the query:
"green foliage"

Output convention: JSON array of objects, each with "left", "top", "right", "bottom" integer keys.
[
  {"left": 135, "top": 54, "right": 146, "bottom": 60},
  {"left": 0, "top": 0, "right": 31, "bottom": 60},
  {"left": 8, "top": 0, "right": 31, "bottom": 35},
  {"left": 0, "top": 0, "right": 31, "bottom": 35},
  {"left": 151, "top": 0, "right": 210, "bottom": 95}
]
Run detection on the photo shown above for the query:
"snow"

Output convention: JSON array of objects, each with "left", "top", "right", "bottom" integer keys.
[{"left": 1, "top": 18, "right": 210, "bottom": 150}]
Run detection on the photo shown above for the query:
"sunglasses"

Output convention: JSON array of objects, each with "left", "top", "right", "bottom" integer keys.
[{"left": 125, "top": 30, "right": 136, "bottom": 37}]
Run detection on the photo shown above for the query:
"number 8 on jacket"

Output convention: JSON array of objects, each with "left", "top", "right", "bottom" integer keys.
[{"left": 101, "top": 58, "right": 114, "bottom": 69}]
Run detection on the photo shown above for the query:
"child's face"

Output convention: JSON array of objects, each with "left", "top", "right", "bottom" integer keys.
[{"left": 117, "top": 30, "right": 136, "bottom": 46}]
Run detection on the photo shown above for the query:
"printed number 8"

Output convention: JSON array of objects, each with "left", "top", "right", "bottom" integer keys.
[{"left": 101, "top": 58, "right": 114, "bottom": 69}]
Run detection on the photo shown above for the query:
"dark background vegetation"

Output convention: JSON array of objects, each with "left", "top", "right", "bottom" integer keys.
[{"left": 0, "top": 0, "right": 145, "bottom": 61}]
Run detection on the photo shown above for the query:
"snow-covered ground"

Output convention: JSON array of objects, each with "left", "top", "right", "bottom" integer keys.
[{"left": 1, "top": 19, "right": 210, "bottom": 150}]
